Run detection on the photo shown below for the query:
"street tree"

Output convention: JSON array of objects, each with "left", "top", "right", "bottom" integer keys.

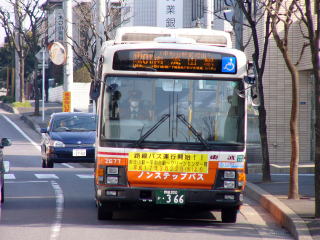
[
  {"left": 213, "top": 0, "right": 272, "bottom": 182},
  {"left": 0, "top": 41, "right": 14, "bottom": 93},
  {"left": 0, "top": 1, "right": 25, "bottom": 102},
  {"left": 0, "top": 0, "right": 45, "bottom": 115},
  {"left": 296, "top": 0, "right": 320, "bottom": 216},
  {"left": 19, "top": 0, "right": 46, "bottom": 116},
  {"left": 266, "top": 0, "right": 306, "bottom": 199},
  {"left": 70, "top": 0, "right": 130, "bottom": 81}
]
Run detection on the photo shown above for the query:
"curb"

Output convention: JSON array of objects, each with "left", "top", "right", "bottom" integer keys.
[
  {"left": 245, "top": 182, "right": 313, "bottom": 240},
  {"left": 21, "top": 115, "right": 42, "bottom": 135},
  {"left": 0, "top": 102, "right": 18, "bottom": 114},
  {"left": 0, "top": 102, "right": 42, "bottom": 135}
]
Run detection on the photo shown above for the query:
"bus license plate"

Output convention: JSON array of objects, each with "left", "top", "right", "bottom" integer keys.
[
  {"left": 155, "top": 190, "right": 185, "bottom": 205},
  {"left": 72, "top": 149, "right": 86, "bottom": 157}
]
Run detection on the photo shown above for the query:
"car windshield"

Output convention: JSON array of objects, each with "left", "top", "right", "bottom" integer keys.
[
  {"left": 52, "top": 115, "right": 96, "bottom": 132},
  {"left": 100, "top": 76, "right": 245, "bottom": 146}
]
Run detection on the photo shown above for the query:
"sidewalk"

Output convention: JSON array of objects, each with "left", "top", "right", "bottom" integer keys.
[{"left": 0, "top": 100, "right": 318, "bottom": 240}]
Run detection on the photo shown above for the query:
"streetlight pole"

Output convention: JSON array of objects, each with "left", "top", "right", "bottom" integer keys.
[
  {"left": 64, "top": 0, "right": 73, "bottom": 112},
  {"left": 42, "top": 48, "right": 45, "bottom": 122}
]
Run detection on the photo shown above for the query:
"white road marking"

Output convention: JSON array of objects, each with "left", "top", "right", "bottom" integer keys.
[
  {"left": 35, "top": 174, "right": 59, "bottom": 179},
  {"left": 61, "top": 163, "right": 74, "bottom": 168},
  {"left": 76, "top": 174, "right": 94, "bottom": 179},
  {"left": 4, "top": 174, "right": 16, "bottom": 180},
  {"left": 1, "top": 114, "right": 41, "bottom": 152},
  {"left": 50, "top": 181, "right": 64, "bottom": 240},
  {"left": 5, "top": 173, "right": 95, "bottom": 181},
  {"left": 6, "top": 180, "right": 49, "bottom": 184}
]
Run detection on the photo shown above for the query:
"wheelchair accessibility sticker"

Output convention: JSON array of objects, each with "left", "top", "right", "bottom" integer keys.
[{"left": 221, "top": 57, "right": 236, "bottom": 73}]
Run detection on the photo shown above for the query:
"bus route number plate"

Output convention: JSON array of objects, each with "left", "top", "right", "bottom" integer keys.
[{"left": 155, "top": 190, "right": 185, "bottom": 205}]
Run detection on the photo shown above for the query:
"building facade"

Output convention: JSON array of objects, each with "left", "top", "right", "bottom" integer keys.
[
  {"left": 242, "top": 3, "right": 315, "bottom": 164},
  {"left": 124, "top": 0, "right": 213, "bottom": 29}
]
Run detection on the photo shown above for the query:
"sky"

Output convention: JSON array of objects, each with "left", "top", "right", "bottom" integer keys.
[
  {"left": 0, "top": 0, "right": 47, "bottom": 46},
  {"left": 0, "top": 1, "right": 12, "bottom": 45}
]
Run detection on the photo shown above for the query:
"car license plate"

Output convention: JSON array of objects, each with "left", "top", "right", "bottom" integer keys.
[
  {"left": 155, "top": 190, "right": 185, "bottom": 205},
  {"left": 72, "top": 149, "right": 86, "bottom": 157}
]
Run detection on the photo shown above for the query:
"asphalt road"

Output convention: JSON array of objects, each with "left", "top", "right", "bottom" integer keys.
[{"left": 0, "top": 109, "right": 293, "bottom": 240}]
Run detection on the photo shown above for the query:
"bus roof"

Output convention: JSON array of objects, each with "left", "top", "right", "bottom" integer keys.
[{"left": 111, "top": 26, "right": 232, "bottom": 48}]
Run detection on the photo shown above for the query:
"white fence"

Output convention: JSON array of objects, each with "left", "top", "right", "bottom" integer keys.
[{"left": 48, "top": 83, "right": 91, "bottom": 112}]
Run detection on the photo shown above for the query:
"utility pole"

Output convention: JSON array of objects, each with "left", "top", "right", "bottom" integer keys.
[
  {"left": 96, "top": 0, "right": 106, "bottom": 59},
  {"left": 14, "top": 0, "right": 21, "bottom": 102},
  {"left": 205, "top": 0, "right": 213, "bottom": 29},
  {"left": 64, "top": 0, "right": 73, "bottom": 112},
  {"left": 234, "top": 1, "right": 243, "bottom": 50}
]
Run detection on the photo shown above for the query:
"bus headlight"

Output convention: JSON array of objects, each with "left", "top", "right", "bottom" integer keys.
[
  {"left": 107, "top": 166, "right": 119, "bottom": 175},
  {"left": 106, "top": 176, "right": 118, "bottom": 184},
  {"left": 224, "top": 171, "right": 236, "bottom": 179},
  {"left": 224, "top": 181, "right": 235, "bottom": 189}
]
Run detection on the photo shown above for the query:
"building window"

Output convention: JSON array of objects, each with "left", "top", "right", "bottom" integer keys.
[
  {"left": 214, "top": 0, "right": 234, "bottom": 13},
  {"left": 192, "top": 0, "right": 204, "bottom": 21}
]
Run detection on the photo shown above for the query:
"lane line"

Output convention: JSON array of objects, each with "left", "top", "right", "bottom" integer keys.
[
  {"left": 61, "top": 163, "right": 74, "bottom": 168},
  {"left": 50, "top": 181, "right": 64, "bottom": 240},
  {"left": 1, "top": 114, "right": 41, "bottom": 152}
]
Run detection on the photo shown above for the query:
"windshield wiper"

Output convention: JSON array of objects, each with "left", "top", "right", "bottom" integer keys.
[
  {"left": 135, "top": 114, "right": 170, "bottom": 147},
  {"left": 176, "top": 114, "right": 209, "bottom": 149}
]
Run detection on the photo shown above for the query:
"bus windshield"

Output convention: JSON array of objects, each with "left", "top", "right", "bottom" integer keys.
[{"left": 101, "top": 76, "right": 245, "bottom": 147}]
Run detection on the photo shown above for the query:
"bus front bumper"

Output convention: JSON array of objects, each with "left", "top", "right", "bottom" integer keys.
[{"left": 95, "top": 186, "right": 243, "bottom": 210}]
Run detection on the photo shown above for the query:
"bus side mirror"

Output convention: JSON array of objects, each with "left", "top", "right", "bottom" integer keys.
[
  {"left": 244, "top": 75, "right": 256, "bottom": 85},
  {"left": 250, "top": 85, "right": 260, "bottom": 107},
  {"left": 90, "top": 81, "right": 101, "bottom": 101}
]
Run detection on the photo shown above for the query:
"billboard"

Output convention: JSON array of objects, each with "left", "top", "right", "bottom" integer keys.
[{"left": 156, "top": 0, "right": 183, "bottom": 28}]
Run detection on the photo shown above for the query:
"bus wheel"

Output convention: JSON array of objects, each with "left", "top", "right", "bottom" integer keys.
[
  {"left": 97, "top": 203, "right": 113, "bottom": 220},
  {"left": 221, "top": 207, "right": 238, "bottom": 223}
]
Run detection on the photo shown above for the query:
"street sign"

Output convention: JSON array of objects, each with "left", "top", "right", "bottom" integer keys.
[
  {"left": 63, "top": 91, "right": 71, "bottom": 112},
  {"left": 37, "top": 64, "right": 49, "bottom": 69}
]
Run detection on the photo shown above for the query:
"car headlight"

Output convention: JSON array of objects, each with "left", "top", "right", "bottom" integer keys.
[{"left": 50, "top": 140, "right": 65, "bottom": 148}]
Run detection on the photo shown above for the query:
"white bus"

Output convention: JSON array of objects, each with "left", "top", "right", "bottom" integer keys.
[{"left": 90, "top": 26, "right": 256, "bottom": 223}]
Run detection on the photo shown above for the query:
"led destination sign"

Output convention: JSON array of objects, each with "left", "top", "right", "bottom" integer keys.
[{"left": 113, "top": 49, "right": 237, "bottom": 74}]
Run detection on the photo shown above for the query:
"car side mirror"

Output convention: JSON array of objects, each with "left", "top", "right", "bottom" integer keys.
[
  {"left": 3, "top": 161, "right": 10, "bottom": 173},
  {"left": 1, "top": 138, "right": 12, "bottom": 147},
  {"left": 40, "top": 128, "right": 48, "bottom": 133},
  {"left": 90, "top": 81, "right": 101, "bottom": 101}
]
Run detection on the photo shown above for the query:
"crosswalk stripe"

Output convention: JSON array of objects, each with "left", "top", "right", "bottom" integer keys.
[
  {"left": 35, "top": 174, "right": 59, "bottom": 179},
  {"left": 4, "top": 174, "right": 16, "bottom": 180},
  {"left": 76, "top": 174, "right": 94, "bottom": 179}
]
